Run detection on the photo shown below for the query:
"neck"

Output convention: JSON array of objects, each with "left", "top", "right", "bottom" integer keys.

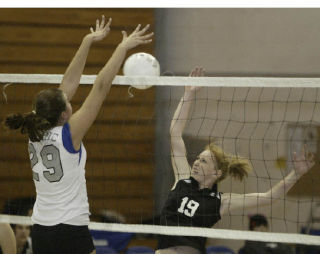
[
  {"left": 197, "top": 178, "right": 215, "bottom": 190},
  {"left": 199, "top": 183, "right": 213, "bottom": 190},
  {"left": 17, "top": 244, "right": 24, "bottom": 254},
  {"left": 57, "top": 118, "right": 66, "bottom": 126}
]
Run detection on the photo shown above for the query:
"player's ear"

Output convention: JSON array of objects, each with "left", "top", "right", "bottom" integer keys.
[{"left": 61, "top": 111, "right": 68, "bottom": 121}]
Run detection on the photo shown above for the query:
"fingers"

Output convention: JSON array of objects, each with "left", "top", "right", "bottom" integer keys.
[
  {"left": 132, "top": 24, "right": 150, "bottom": 35},
  {"left": 195, "top": 67, "right": 201, "bottom": 76},
  {"left": 138, "top": 38, "right": 152, "bottom": 44},
  {"left": 96, "top": 18, "right": 99, "bottom": 31},
  {"left": 309, "top": 152, "right": 315, "bottom": 161},
  {"left": 199, "top": 68, "right": 205, "bottom": 76},
  {"left": 302, "top": 144, "right": 316, "bottom": 164},
  {"left": 190, "top": 67, "right": 205, "bottom": 77},
  {"left": 134, "top": 24, "right": 142, "bottom": 33},
  {"left": 301, "top": 144, "right": 306, "bottom": 156},
  {"left": 122, "top": 31, "right": 128, "bottom": 40},
  {"left": 105, "top": 17, "right": 112, "bottom": 28},
  {"left": 138, "top": 31, "right": 153, "bottom": 44},
  {"left": 139, "top": 32, "right": 154, "bottom": 40},
  {"left": 293, "top": 152, "right": 297, "bottom": 162},
  {"left": 137, "top": 24, "right": 150, "bottom": 35},
  {"left": 196, "top": 67, "right": 205, "bottom": 76},
  {"left": 121, "top": 24, "right": 153, "bottom": 49},
  {"left": 190, "top": 67, "right": 200, "bottom": 77},
  {"left": 92, "top": 15, "right": 111, "bottom": 32},
  {"left": 100, "top": 15, "right": 105, "bottom": 28},
  {"left": 307, "top": 151, "right": 315, "bottom": 164}
]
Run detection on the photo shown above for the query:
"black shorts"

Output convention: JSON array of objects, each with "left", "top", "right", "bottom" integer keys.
[{"left": 32, "top": 224, "right": 95, "bottom": 254}]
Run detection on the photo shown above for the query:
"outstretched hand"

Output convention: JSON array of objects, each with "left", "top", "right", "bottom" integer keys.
[
  {"left": 293, "top": 144, "right": 315, "bottom": 177},
  {"left": 184, "top": 67, "right": 205, "bottom": 96},
  {"left": 87, "top": 15, "right": 112, "bottom": 42},
  {"left": 120, "top": 24, "right": 153, "bottom": 50}
]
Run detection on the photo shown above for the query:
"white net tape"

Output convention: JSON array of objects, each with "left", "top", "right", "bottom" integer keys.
[
  {"left": 0, "top": 215, "right": 319, "bottom": 245},
  {"left": 1, "top": 73, "right": 320, "bottom": 87}
]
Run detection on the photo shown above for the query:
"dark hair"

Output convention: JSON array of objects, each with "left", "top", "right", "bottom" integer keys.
[
  {"left": 249, "top": 214, "right": 268, "bottom": 230},
  {"left": 3, "top": 88, "right": 66, "bottom": 142}
]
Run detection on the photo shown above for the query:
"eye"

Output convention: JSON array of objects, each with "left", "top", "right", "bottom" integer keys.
[{"left": 201, "top": 158, "right": 207, "bottom": 163}]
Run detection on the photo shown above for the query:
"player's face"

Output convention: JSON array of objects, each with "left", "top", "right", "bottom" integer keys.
[
  {"left": 14, "top": 225, "right": 30, "bottom": 247},
  {"left": 191, "top": 150, "right": 222, "bottom": 186}
]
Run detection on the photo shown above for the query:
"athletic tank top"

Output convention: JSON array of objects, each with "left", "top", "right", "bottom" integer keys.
[
  {"left": 158, "top": 177, "right": 221, "bottom": 254},
  {"left": 29, "top": 123, "right": 90, "bottom": 226}
]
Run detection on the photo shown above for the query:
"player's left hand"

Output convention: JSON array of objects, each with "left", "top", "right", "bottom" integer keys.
[
  {"left": 184, "top": 67, "right": 205, "bottom": 98},
  {"left": 293, "top": 144, "right": 315, "bottom": 176}
]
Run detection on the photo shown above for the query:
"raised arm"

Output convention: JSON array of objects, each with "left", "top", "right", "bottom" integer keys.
[
  {"left": 59, "top": 15, "right": 111, "bottom": 101},
  {"left": 0, "top": 223, "right": 16, "bottom": 254},
  {"left": 220, "top": 144, "right": 315, "bottom": 215},
  {"left": 69, "top": 24, "right": 153, "bottom": 150},
  {"left": 170, "top": 67, "right": 204, "bottom": 185}
]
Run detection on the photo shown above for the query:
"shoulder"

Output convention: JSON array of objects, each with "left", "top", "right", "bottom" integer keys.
[
  {"left": 171, "top": 178, "right": 191, "bottom": 191},
  {"left": 62, "top": 122, "right": 80, "bottom": 153},
  {"left": 209, "top": 191, "right": 222, "bottom": 199},
  {"left": 182, "top": 179, "right": 192, "bottom": 184}
]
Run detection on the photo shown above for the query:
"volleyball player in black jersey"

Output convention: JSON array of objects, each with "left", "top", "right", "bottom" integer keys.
[{"left": 156, "top": 67, "right": 315, "bottom": 254}]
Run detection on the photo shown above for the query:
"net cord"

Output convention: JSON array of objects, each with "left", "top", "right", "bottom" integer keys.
[
  {"left": 0, "top": 215, "right": 319, "bottom": 245},
  {"left": 1, "top": 74, "right": 320, "bottom": 87}
]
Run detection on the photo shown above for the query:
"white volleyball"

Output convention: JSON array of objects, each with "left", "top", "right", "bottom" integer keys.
[{"left": 123, "top": 52, "right": 160, "bottom": 89}]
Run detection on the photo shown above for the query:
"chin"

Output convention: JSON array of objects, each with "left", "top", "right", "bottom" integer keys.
[
  {"left": 192, "top": 174, "right": 202, "bottom": 182},
  {"left": 191, "top": 175, "right": 197, "bottom": 180}
]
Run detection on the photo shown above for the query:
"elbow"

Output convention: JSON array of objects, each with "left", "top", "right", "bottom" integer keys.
[
  {"left": 170, "top": 124, "right": 182, "bottom": 137},
  {"left": 170, "top": 130, "right": 182, "bottom": 140},
  {"left": 260, "top": 191, "right": 282, "bottom": 207},
  {"left": 258, "top": 192, "right": 274, "bottom": 207}
]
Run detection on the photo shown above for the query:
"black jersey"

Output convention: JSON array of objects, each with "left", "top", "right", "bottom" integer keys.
[{"left": 157, "top": 177, "right": 221, "bottom": 254}]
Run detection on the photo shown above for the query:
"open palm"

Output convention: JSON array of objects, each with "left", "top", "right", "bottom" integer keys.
[
  {"left": 184, "top": 67, "right": 205, "bottom": 96},
  {"left": 120, "top": 24, "right": 153, "bottom": 50},
  {"left": 88, "top": 15, "right": 112, "bottom": 42},
  {"left": 293, "top": 144, "right": 315, "bottom": 176}
]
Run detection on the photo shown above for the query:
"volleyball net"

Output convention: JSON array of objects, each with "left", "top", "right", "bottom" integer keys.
[{"left": 0, "top": 74, "right": 320, "bottom": 247}]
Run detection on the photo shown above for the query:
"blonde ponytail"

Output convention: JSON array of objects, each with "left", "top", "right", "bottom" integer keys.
[
  {"left": 206, "top": 142, "right": 252, "bottom": 183},
  {"left": 228, "top": 156, "right": 251, "bottom": 181}
]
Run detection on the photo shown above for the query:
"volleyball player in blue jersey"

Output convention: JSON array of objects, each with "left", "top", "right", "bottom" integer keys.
[{"left": 4, "top": 15, "right": 153, "bottom": 254}]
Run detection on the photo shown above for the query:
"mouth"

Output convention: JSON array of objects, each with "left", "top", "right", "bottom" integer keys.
[{"left": 191, "top": 166, "right": 199, "bottom": 174}]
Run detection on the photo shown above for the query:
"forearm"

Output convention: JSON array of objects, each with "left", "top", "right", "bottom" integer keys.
[
  {"left": 170, "top": 90, "right": 196, "bottom": 136},
  {"left": 265, "top": 169, "right": 301, "bottom": 202},
  {"left": 68, "top": 44, "right": 128, "bottom": 149},
  {"left": 94, "top": 43, "right": 127, "bottom": 93},
  {"left": 60, "top": 35, "right": 93, "bottom": 100},
  {"left": 223, "top": 163, "right": 310, "bottom": 214}
]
